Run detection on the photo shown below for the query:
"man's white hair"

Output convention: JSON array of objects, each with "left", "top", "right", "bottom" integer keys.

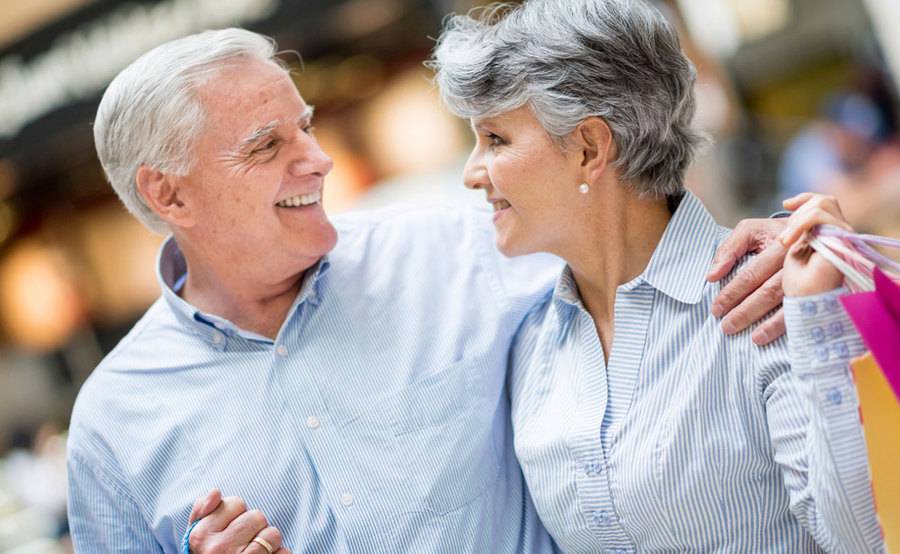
[{"left": 93, "top": 28, "right": 284, "bottom": 234}]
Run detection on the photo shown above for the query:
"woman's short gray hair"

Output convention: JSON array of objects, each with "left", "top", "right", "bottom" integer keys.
[
  {"left": 94, "top": 28, "right": 284, "bottom": 234},
  {"left": 430, "top": 0, "right": 702, "bottom": 197}
]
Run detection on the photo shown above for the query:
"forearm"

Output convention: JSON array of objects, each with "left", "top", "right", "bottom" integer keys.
[{"left": 782, "top": 289, "right": 883, "bottom": 552}]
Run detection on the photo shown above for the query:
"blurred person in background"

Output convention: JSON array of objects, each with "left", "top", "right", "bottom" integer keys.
[
  {"left": 428, "top": 0, "right": 882, "bottom": 552},
  {"left": 67, "top": 25, "right": 790, "bottom": 554},
  {"left": 779, "top": 85, "right": 900, "bottom": 236},
  {"left": 778, "top": 92, "right": 886, "bottom": 200}
]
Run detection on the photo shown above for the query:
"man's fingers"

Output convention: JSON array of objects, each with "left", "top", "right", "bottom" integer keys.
[
  {"left": 708, "top": 218, "right": 787, "bottom": 283},
  {"left": 720, "top": 270, "right": 784, "bottom": 335},
  {"left": 241, "top": 526, "right": 283, "bottom": 554},
  {"left": 190, "top": 489, "right": 222, "bottom": 524},
  {"left": 707, "top": 221, "right": 753, "bottom": 282},
  {"left": 751, "top": 310, "right": 786, "bottom": 345},
  {"left": 200, "top": 496, "right": 249, "bottom": 533},
  {"left": 712, "top": 241, "right": 786, "bottom": 318},
  {"left": 222, "top": 509, "right": 269, "bottom": 547}
]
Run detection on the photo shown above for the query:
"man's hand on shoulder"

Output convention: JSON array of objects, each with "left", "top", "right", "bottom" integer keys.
[
  {"left": 707, "top": 217, "right": 789, "bottom": 345},
  {"left": 187, "top": 490, "right": 290, "bottom": 554}
]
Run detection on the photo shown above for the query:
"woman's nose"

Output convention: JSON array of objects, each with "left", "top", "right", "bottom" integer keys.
[{"left": 463, "top": 150, "right": 488, "bottom": 191}]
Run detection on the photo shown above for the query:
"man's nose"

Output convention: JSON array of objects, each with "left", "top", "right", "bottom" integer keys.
[{"left": 289, "top": 133, "right": 333, "bottom": 177}]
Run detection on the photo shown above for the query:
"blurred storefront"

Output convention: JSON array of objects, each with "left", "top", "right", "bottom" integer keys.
[{"left": 0, "top": 0, "right": 898, "bottom": 551}]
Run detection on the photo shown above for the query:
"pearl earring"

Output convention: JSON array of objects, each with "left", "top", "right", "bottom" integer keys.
[{"left": 578, "top": 183, "right": 590, "bottom": 194}]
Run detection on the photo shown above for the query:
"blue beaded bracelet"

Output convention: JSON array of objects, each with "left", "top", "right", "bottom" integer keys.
[{"left": 181, "top": 519, "right": 201, "bottom": 554}]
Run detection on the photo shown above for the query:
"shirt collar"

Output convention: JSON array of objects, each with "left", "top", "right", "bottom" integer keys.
[
  {"left": 552, "top": 190, "right": 720, "bottom": 310},
  {"left": 156, "top": 237, "right": 330, "bottom": 347},
  {"left": 639, "top": 190, "right": 721, "bottom": 304}
]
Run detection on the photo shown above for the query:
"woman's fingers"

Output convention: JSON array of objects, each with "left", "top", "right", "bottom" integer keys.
[
  {"left": 781, "top": 192, "right": 816, "bottom": 210},
  {"left": 189, "top": 489, "right": 222, "bottom": 524},
  {"left": 776, "top": 195, "right": 850, "bottom": 249}
]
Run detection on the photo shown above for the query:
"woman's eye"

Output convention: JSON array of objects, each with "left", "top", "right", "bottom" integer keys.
[{"left": 487, "top": 133, "right": 505, "bottom": 147}]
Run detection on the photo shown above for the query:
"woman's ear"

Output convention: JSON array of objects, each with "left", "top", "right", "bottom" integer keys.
[
  {"left": 135, "top": 166, "right": 195, "bottom": 229},
  {"left": 573, "top": 116, "right": 616, "bottom": 184}
]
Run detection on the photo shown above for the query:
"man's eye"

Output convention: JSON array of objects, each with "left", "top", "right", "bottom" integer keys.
[
  {"left": 302, "top": 124, "right": 316, "bottom": 135},
  {"left": 253, "top": 139, "right": 278, "bottom": 153}
]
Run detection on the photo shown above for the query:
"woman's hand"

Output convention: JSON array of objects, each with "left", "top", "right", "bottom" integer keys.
[{"left": 779, "top": 193, "right": 853, "bottom": 297}]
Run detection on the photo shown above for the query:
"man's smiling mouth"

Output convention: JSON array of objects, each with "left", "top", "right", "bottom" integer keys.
[{"left": 276, "top": 191, "right": 321, "bottom": 208}]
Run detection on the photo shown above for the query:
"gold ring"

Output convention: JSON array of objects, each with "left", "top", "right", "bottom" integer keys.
[{"left": 252, "top": 536, "right": 274, "bottom": 554}]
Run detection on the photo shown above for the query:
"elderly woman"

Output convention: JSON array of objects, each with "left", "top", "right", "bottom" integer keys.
[{"left": 432, "top": 0, "right": 883, "bottom": 552}]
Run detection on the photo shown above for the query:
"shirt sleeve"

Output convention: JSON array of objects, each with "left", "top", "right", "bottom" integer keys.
[
  {"left": 67, "top": 448, "right": 163, "bottom": 553},
  {"left": 758, "top": 288, "right": 884, "bottom": 553},
  {"left": 469, "top": 209, "right": 562, "bottom": 315}
]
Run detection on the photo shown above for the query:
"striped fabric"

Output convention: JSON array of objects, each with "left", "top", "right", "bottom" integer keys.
[
  {"left": 509, "top": 192, "right": 885, "bottom": 554},
  {"left": 66, "top": 204, "right": 563, "bottom": 553}
]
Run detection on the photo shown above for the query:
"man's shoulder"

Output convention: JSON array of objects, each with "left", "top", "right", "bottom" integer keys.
[
  {"left": 69, "top": 297, "right": 197, "bottom": 444},
  {"left": 332, "top": 203, "right": 490, "bottom": 239},
  {"left": 327, "top": 203, "right": 494, "bottom": 271}
]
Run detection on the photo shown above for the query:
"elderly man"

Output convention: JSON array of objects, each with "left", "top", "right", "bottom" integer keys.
[{"left": 67, "top": 28, "right": 788, "bottom": 553}]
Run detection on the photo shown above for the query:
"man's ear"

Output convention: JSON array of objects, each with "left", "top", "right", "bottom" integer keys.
[
  {"left": 573, "top": 116, "right": 616, "bottom": 184},
  {"left": 135, "top": 166, "right": 195, "bottom": 228}
]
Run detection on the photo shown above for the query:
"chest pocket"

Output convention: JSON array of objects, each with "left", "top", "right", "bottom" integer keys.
[{"left": 347, "top": 357, "right": 503, "bottom": 516}]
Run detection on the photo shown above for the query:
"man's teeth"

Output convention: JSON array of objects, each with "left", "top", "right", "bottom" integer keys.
[
  {"left": 276, "top": 191, "right": 321, "bottom": 208},
  {"left": 492, "top": 200, "right": 511, "bottom": 212}
]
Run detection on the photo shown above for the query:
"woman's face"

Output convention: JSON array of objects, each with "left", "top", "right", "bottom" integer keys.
[{"left": 463, "top": 105, "right": 584, "bottom": 257}]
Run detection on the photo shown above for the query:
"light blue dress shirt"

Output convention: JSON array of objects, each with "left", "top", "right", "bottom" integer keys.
[
  {"left": 509, "top": 192, "right": 884, "bottom": 553},
  {"left": 66, "top": 205, "right": 562, "bottom": 553}
]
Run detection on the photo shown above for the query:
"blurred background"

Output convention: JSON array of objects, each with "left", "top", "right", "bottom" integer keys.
[{"left": 0, "top": 0, "right": 898, "bottom": 551}]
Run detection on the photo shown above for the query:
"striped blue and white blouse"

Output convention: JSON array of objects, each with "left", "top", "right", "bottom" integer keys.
[
  {"left": 509, "top": 192, "right": 884, "bottom": 553},
  {"left": 66, "top": 205, "right": 562, "bottom": 554}
]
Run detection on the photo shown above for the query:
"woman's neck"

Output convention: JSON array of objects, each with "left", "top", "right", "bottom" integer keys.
[{"left": 559, "top": 188, "right": 672, "bottom": 360}]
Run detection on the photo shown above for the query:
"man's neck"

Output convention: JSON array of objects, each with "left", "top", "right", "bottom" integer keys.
[{"left": 176, "top": 241, "right": 317, "bottom": 340}]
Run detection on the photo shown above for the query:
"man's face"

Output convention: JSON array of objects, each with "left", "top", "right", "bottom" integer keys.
[{"left": 178, "top": 57, "right": 337, "bottom": 277}]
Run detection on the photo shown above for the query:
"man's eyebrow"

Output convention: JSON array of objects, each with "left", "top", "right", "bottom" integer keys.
[
  {"left": 235, "top": 106, "right": 316, "bottom": 152},
  {"left": 237, "top": 120, "right": 280, "bottom": 151},
  {"left": 298, "top": 105, "right": 315, "bottom": 125}
]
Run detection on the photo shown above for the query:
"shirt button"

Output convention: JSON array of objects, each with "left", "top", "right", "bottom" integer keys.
[
  {"left": 834, "top": 342, "right": 849, "bottom": 358},
  {"left": 276, "top": 345, "right": 288, "bottom": 357},
  {"left": 810, "top": 326, "right": 825, "bottom": 343},
  {"left": 828, "top": 321, "right": 844, "bottom": 338},
  {"left": 340, "top": 493, "right": 354, "bottom": 507},
  {"left": 592, "top": 510, "right": 609, "bottom": 525},
  {"left": 306, "top": 416, "right": 321, "bottom": 429},
  {"left": 212, "top": 333, "right": 224, "bottom": 345},
  {"left": 826, "top": 387, "right": 843, "bottom": 406}
]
